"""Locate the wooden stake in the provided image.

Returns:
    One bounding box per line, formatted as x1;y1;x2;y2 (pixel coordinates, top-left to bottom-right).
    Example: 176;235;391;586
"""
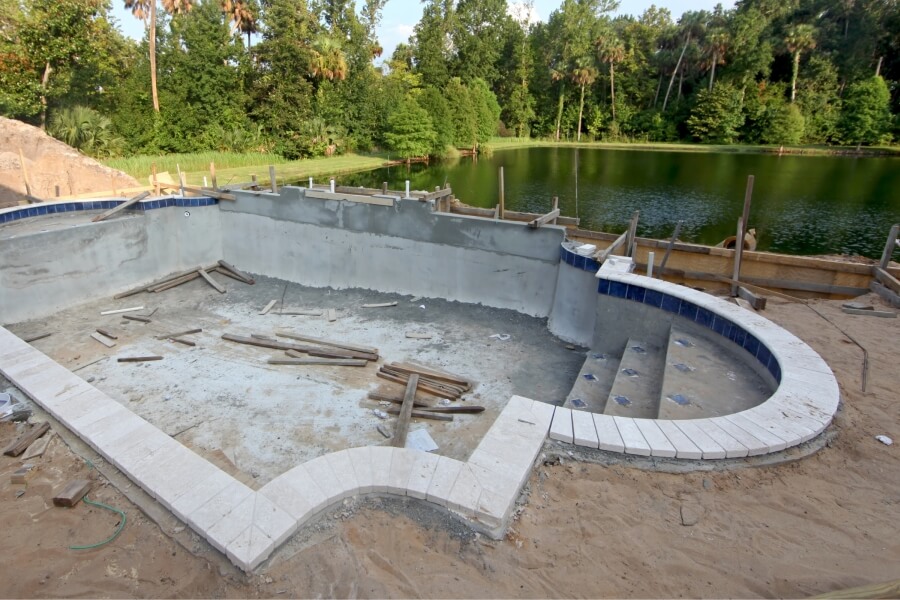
392;374;419;448
732;175;754;296
152;163;160;195
18;148;32;198
498;166;505;220
260;300;277;315
659;220;683;272
100;306;144;315
210;161;217;190
268;358;367;366
551;196;559;224
275;331;378;355
91;191;150;223
198;268;226;293
269;165;277;193
117;356;163;362
879;224;899;269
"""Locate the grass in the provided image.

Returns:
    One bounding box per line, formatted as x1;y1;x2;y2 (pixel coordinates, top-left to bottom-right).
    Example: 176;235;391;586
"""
488;137;900;156
103;151;391;187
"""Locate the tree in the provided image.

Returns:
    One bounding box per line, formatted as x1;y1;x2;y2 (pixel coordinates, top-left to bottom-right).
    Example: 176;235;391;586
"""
444;77;477;148
384;98;436;161
686;82;744;143
470;78;501;144
418;86;454;155
570;58;597;140
784;24;817;103
48;105;124;157
839;75;892;146
310;35;348;82
124;0;193;113
597;33;625;121
221;0;258;48
704;27;728;91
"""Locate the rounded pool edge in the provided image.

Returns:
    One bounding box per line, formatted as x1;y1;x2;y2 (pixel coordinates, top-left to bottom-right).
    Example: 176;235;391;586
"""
550;245;840;460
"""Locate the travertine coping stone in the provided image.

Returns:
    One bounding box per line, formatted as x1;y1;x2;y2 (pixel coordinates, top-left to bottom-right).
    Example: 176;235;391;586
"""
0;327;555;572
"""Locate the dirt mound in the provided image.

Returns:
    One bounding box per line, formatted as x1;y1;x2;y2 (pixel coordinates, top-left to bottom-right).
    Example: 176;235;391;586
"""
0;117;138;209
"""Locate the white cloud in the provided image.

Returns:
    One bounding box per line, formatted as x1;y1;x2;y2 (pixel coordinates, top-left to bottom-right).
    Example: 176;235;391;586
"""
508;2;541;26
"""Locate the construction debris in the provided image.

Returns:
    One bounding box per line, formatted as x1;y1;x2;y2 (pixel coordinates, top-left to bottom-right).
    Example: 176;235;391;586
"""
22;332;51;343
117;356;163;363
405;332;433;340
96;328;118;340
90;332;117;348
260;300;278;315
275;330;378;357
155;328;202;340
217;260;254;284
122;315;152;323
198;268;226;293
268;358;367;367
326;309;337;322
100;306;144;316
11;464;36;484
392;374;420;447
361;301;398;308
21;432;54;460
3;422;51;457
53;479;92;507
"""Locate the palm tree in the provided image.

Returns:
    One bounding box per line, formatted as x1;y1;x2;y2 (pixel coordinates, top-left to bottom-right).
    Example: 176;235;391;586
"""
221;0;257;48
310;35;348;81
571;57;597;141
597;35;625;122
784;24;817;103
124;0;192;113
705;28;728;91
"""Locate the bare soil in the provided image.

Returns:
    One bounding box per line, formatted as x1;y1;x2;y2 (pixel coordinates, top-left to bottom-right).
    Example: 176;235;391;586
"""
0;292;898;598
0;117;137;208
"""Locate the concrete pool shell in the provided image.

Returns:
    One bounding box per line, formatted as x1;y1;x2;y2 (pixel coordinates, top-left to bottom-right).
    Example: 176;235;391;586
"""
0;188;840;571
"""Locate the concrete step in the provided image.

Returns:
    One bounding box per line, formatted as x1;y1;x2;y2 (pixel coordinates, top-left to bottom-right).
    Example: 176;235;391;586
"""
658;324;770;420
603;337;667;419
564;350;621;413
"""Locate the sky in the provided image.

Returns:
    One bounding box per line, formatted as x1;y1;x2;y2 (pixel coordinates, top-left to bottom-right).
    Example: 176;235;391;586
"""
111;0;734;61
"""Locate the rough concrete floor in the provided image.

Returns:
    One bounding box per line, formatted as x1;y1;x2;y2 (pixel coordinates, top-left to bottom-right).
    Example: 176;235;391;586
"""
6;272;585;486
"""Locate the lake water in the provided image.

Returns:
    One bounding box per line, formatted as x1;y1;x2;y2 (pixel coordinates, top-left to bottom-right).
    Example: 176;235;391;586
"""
335;147;900;259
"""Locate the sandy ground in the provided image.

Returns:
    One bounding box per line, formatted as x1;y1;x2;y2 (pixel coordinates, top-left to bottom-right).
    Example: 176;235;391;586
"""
1;291;898;598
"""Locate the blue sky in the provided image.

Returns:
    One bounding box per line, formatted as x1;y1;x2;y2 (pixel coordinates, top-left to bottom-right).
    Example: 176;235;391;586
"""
111;0;733;60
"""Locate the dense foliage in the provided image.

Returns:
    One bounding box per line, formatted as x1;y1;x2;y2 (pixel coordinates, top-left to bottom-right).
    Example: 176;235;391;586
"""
1;0;897;159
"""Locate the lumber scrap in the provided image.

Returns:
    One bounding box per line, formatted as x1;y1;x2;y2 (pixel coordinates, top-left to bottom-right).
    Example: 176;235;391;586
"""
3;422;51;457
368;392;433;408
226;333;375;360
169;337;196;346
286;346;377;361
96;328;118;340
21;432;54;460
528;209;561;229
260;300;277;315
813;578;900;600
155;328;202;340
842;307;896;318
217;260;255;284
373;397;483;414
91;191;150;223
377;371;459;400
874;267;900;294
279;310;324;316
22;332;51;343
122;315;152;323
90;332;117;348
386;406;453;422
113;265;216;299
52;479;92;507
400;360;472;384
100;306;144;316
594;230;628;262
179;184;236;201
869;281;900;308
11;464;36;484
117;356;163;362
405;332;433;340
737;286;767;310
198;268;226;293
392;374;419;448
275;330;378;355
268;358;368;366
380;368;466;395
361;301;398;308
152;272;200;292
386;362;471;390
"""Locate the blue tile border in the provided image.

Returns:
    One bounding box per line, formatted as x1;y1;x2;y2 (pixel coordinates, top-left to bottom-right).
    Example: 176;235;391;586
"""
595;273;781;383
559;244;600;273
0;195;218;225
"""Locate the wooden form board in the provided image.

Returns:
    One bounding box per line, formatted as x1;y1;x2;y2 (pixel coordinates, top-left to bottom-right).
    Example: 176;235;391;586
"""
392;374;419;448
53;479;92;507
3;422;51;457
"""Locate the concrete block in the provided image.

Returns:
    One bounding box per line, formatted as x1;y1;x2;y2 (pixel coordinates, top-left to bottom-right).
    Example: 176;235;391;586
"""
527;399;556;431
571;409;599;448
744;404;817;445
592;414;625;453
425;456;464;507
386;448;418;495
205;495;255;554
446;464;482;517
693;419;749;458
225;525;274;572
549;407;574;443
708;418;769;456
612;417;651;456
325;450;360;498
68;399;128;431
110;426;176;476
302;454;346;504
259;477;314;524
654;420;703;459
405;451;440;500
722;413;789;453
368;447;394;493
347;446;375;494
140;447;222;511
475;488;513;532
633;419;677;458
170;468;236;522
251;493;297;548
671;420;727;459
187;479;254;533
277;465;329;514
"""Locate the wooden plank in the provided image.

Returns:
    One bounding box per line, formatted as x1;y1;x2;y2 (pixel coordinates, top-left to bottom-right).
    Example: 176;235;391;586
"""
227;333;373;360
12;465;36;484
3;422;51;457
198;268;226;293
880;224;899;269
285;346;376;362
368;392;433;408
381;368;465;396
659;220;683;272
361;301;397;308
528;209;561;229
117;356;163;362
100;306;144;316
735;297;755;311
22;332;51;343
595;230;628;261
449;204;579;226
813;578;900;599
626;211;640;257
91;191;150;223
392;374;419;448
422;187;454;201
52;479;92;507
260;300;278;315
741;275;867;296
405;332;433;340
179;184;236;201
275;331;378;355
498;166;505;220
387;406;454;422
96;328;118;340
377;371;459;399
18;148;32;198
268;358;368;366
155;328;202;340
21;432;54;460
404;405;484;414
279;310;323;316
153;272;203;292
386;362;471;389
114;265;216;299
90;332;116;348
397;361;473;387
551;197;559;224
874;267;900;294
731;217;745;296
217;260;254;284
269;165;277;193
870;281;900;308
841;307;895;318
737;286;767;310
168;337;196;346
122;315;152;323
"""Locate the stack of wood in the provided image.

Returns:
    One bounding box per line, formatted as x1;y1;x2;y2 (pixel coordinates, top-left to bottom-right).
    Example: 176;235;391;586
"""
222;330;379;366
113;260;254;298
376;362;472;400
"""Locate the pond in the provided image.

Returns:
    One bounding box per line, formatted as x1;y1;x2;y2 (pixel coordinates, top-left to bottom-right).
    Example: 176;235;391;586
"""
335;147;900;259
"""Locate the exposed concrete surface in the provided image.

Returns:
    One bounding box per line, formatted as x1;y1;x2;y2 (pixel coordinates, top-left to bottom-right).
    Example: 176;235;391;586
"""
548;255;599;346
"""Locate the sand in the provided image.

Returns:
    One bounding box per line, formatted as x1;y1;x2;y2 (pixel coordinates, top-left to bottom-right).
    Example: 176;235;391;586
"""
0;292;898;598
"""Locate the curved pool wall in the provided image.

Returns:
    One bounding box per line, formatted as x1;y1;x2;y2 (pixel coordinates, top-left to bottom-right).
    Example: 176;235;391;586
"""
0;188;841;570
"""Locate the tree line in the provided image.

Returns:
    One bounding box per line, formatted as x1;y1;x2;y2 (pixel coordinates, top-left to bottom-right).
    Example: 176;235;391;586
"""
1;0;897;161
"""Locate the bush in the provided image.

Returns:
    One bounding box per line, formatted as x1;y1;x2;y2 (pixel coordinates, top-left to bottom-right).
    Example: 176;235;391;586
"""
48;106;125;158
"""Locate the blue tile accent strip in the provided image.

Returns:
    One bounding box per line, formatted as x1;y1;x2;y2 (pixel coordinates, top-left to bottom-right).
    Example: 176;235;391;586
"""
0;196;219;225
558;244;600;273
596;275;782;383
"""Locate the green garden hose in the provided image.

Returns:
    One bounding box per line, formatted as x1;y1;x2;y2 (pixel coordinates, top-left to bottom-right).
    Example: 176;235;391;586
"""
68;495;127;550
